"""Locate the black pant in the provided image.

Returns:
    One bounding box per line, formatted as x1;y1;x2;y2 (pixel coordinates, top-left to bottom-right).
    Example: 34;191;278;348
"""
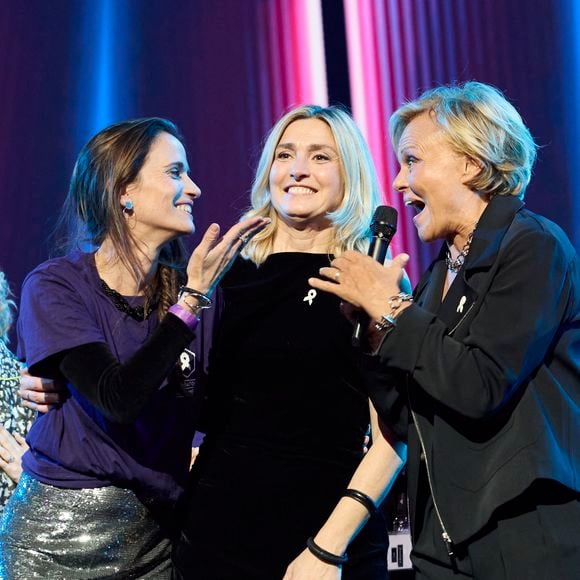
412;481;580;579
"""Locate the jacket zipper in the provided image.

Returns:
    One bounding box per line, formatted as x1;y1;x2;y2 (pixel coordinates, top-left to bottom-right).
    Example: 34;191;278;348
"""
448;302;475;336
410;406;455;557
406;289;474;556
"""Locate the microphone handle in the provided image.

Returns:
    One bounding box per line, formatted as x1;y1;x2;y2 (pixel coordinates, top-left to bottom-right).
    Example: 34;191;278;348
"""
368;235;390;263
351;235;391;347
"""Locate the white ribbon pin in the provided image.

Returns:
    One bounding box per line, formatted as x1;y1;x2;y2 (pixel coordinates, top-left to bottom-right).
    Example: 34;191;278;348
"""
457;296;467;313
303;289;317;306
180;352;192;372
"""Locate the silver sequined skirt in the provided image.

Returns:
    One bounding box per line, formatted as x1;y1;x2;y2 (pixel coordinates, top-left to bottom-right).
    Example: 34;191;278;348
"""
0;473;172;579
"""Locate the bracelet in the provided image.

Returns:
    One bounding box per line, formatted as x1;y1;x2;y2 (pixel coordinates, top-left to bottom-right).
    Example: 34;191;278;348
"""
306;537;348;566
179;297;205;317
178;286;212;309
343;488;379;517
375;292;413;332
167;303;199;330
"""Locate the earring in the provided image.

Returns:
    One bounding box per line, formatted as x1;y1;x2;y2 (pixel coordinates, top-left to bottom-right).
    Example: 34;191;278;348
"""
123;199;134;216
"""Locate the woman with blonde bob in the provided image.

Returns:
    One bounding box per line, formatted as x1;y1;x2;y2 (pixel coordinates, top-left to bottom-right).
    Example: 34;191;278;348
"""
311;82;580;578
173;105;406;579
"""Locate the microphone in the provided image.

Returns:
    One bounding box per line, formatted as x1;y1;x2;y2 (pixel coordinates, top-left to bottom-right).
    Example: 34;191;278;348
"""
351;205;398;347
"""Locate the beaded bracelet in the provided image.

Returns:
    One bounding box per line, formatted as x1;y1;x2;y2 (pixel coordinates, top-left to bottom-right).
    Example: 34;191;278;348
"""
343;488;379;517
306;537;348;566
375;292;413;332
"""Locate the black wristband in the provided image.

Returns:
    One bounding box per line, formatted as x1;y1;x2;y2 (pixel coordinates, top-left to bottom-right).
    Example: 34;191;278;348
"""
343;488;379;517
306;537;348;566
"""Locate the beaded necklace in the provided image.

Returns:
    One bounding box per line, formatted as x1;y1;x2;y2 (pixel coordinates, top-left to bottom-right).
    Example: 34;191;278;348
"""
99;278;157;321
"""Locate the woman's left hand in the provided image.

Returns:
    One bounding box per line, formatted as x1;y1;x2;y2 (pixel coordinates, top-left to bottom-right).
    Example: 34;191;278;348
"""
0;425;28;483
309;251;410;322
283;549;341;580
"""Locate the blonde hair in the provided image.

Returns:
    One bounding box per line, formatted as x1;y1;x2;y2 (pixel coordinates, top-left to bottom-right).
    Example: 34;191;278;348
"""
0;271;16;342
241;105;382;264
389;81;538;199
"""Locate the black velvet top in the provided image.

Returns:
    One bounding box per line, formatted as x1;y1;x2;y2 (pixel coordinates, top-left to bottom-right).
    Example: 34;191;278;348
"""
177;253;388;579
204;252;369;459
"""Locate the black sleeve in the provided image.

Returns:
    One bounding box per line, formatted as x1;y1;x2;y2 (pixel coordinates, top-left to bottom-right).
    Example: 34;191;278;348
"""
58;313;195;424
375;225;576;419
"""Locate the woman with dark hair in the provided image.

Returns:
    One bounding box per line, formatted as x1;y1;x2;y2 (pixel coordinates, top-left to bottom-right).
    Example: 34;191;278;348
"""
0;118;267;578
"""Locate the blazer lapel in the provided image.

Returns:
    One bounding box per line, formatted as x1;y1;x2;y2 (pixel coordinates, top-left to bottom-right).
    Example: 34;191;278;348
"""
438;273;478;334
464;195;524;273
419;196;525;335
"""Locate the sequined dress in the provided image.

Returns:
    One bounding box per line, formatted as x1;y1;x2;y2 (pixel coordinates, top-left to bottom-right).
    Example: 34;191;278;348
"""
0;339;34;511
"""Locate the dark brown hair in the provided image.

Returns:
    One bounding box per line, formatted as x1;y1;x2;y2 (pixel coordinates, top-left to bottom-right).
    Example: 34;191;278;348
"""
58;118;187;317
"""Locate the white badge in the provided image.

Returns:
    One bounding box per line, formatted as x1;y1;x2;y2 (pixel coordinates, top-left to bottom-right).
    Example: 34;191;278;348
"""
303;289;317;306
179;349;196;378
457;295;467;313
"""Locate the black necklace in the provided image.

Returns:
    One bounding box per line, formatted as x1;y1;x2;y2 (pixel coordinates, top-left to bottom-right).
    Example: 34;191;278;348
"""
446;225;477;273
99;279;157;321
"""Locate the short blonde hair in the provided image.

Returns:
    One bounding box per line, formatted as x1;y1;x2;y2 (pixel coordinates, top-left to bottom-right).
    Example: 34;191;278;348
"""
241;105;382;264
0;271;16;342
389;81;538;198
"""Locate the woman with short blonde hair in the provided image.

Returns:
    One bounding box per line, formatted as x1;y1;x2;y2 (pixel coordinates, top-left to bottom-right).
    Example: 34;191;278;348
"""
390;81;538;199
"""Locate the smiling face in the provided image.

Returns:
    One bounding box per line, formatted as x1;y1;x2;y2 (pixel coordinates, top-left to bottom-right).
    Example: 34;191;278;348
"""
393;112;482;244
122;132;201;248
268;118;344;229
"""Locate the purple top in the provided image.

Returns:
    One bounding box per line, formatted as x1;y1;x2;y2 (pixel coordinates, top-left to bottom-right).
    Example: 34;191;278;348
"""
17;251;201;505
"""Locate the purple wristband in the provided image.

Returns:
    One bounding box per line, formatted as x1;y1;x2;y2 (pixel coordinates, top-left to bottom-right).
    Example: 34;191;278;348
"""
168;303;199;330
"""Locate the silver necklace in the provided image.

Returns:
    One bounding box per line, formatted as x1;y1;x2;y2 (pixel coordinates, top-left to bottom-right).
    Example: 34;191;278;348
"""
446;226;477;273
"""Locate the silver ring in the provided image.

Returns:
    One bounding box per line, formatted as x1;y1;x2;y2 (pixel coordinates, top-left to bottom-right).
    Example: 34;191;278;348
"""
7;455;14;464
238;234;248;245
334;271;341;282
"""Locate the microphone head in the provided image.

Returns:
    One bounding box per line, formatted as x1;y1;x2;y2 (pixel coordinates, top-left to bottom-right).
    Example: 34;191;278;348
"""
371;205;398;238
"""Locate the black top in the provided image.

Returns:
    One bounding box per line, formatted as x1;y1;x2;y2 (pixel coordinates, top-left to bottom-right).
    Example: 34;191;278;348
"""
176;253;388;579
205;252;369;458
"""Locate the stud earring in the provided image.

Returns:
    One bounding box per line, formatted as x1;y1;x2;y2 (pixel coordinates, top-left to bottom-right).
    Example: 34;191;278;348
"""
123;199;134;216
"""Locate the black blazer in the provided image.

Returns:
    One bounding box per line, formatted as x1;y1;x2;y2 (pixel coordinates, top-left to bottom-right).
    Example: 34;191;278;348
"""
364;195;580;545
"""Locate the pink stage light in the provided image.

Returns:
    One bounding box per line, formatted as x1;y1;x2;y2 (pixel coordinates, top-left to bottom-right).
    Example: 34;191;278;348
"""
343;0;423;284
259;0;328;120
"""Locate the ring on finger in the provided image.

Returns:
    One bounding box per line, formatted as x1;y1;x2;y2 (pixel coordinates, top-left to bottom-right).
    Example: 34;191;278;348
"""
238;234;248;245
334;271;341;281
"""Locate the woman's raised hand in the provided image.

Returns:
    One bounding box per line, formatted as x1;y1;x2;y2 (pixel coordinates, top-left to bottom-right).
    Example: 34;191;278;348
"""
185;216;270;296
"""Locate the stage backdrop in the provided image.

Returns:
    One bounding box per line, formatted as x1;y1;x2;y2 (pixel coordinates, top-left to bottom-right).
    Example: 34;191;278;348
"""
1;0;578;340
